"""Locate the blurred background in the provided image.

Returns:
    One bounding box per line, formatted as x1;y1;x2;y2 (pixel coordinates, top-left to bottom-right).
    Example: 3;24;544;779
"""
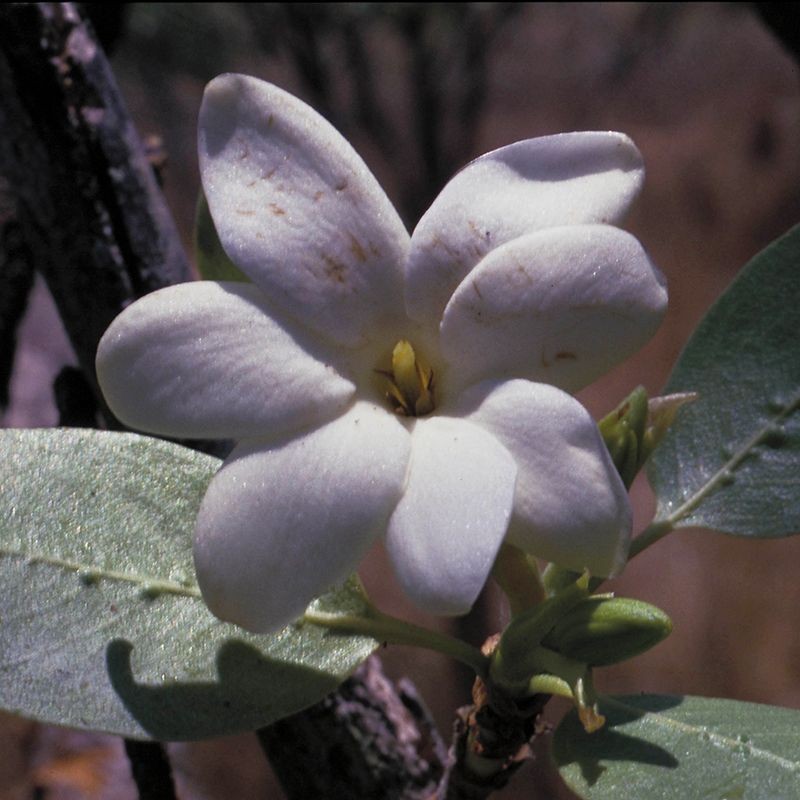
2;3;799;798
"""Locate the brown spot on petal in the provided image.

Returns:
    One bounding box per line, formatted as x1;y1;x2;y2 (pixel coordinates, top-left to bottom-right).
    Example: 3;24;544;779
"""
335;178;348;192
323;255;347;283
467;221;491;259
514;260;533;284
313;190;324;202
235;209;255;216
430;235;462;262
468;219;491;242
349;234;367;263
269;203;286;216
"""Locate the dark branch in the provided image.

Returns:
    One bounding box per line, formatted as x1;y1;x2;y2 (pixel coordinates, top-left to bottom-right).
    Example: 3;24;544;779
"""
123;739;178;800
0;2;191;422
0;201;36;410
258;656;448;800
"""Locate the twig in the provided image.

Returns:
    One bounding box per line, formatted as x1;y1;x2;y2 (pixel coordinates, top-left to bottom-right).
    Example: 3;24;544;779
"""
0;199;36;410
257;656;447;800
54;365;99;427
0;2;191;423
435;639;550;800
123;740;177;800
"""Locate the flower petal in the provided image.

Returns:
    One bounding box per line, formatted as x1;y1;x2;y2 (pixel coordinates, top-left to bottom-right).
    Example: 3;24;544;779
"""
455;379;632;577
96;281;355;439
193;402;411;633
385;417;516;615
199;74;410;347
405;132;644;327
440;225;667;395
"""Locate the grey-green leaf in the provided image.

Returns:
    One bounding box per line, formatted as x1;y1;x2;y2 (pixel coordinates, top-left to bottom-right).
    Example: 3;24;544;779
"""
554;694;800;800
0;429;377;740
194;191;249;282
647;223;800;536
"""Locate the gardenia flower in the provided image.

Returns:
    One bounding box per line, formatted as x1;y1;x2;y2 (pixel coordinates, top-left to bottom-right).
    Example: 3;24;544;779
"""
97;74;667;634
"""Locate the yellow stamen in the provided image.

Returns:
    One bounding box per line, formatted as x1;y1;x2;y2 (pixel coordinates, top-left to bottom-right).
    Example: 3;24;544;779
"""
392;341;419;405
383;339;435;416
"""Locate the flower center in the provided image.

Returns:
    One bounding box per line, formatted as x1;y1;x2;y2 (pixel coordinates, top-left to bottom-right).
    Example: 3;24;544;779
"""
379;339;435;417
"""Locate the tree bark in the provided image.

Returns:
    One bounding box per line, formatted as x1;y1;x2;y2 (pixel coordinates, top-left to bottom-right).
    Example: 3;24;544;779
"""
258;656;448;800
439;678;548;799
0;195;35;410
123;739;177;800
0;2;190;421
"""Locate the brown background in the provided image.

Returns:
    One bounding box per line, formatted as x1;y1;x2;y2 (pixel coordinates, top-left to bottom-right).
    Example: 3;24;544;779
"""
2;3;799;798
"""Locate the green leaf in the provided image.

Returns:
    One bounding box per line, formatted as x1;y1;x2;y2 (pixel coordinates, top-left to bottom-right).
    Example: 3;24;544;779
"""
647;224;800;537
554;694;800;799
194;192;249;282
0;429;377;740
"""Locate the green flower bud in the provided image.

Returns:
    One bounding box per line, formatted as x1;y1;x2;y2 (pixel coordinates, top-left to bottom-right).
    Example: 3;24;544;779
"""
598;386;648;488
543;595;672;666
599;387;698;488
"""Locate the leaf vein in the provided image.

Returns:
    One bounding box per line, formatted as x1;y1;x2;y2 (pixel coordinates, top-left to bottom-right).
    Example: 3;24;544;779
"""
667;390;799;526
633;390;799;556
0;546;201;598
605;697;800;773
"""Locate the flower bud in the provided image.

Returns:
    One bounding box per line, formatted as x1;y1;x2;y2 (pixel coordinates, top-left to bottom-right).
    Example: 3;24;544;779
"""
598;386;648;488
640;391;698;463
599;387;697;488
542;595;672;666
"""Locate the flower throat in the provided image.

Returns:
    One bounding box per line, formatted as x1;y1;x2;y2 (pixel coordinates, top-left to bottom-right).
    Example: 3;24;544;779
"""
379;340;435;417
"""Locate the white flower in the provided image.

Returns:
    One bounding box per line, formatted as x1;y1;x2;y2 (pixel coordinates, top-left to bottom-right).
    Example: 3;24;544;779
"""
96;74;667;633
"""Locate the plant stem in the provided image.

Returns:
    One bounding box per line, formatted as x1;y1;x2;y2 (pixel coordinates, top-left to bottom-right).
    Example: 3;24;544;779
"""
123;740;176;800
631;390;799;559
304;606;490;678
441;684;549;799
629;518;674;558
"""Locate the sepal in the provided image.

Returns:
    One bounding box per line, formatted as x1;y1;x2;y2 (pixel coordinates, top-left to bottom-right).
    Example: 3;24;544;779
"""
641;392;698;463
542;595;672;666
599;386;697;488
489;573;589;693
598;386;648;488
